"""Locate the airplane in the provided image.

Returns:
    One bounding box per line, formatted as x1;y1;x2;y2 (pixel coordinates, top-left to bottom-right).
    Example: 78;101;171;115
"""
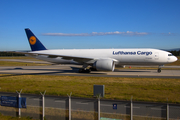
18;28;178;73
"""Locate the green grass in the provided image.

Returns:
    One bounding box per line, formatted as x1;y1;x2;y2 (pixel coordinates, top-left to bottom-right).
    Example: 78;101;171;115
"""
0;112;35;120
0;61;50;66
0;74;180;103
0;56;38;60
0;56;50;66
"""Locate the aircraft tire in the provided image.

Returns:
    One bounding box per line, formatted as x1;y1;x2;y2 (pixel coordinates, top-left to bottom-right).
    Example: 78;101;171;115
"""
90;67;97;71
78;69;83;73
78;69;91;73
86;69;91;73
157;68;161;73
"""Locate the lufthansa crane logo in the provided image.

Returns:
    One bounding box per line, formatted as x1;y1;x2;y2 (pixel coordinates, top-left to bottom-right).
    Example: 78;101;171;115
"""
29;36;36;45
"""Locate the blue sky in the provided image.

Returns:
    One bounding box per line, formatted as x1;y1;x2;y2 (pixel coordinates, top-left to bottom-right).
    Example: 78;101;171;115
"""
0;0;180;51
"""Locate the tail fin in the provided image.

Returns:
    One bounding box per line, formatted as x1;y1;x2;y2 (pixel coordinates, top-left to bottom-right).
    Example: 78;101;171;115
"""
25;28;47;51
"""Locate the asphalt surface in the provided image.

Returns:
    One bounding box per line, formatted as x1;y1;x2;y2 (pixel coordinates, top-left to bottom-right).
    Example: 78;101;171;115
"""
0;64;180;78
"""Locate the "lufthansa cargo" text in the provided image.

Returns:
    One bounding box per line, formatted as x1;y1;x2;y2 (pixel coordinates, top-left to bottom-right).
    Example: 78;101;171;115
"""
113;51;152;56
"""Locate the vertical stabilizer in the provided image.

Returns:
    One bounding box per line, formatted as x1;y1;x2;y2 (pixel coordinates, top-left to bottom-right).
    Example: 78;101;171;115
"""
25;28;47;51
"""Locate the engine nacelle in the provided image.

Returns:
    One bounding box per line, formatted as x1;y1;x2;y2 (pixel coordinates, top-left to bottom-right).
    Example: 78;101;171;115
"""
93;59;115;71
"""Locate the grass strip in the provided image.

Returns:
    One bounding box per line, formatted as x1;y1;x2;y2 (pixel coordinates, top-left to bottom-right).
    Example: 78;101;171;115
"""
0;112;35;120
0;74;180;103
0;61;50;66
0;56;39;60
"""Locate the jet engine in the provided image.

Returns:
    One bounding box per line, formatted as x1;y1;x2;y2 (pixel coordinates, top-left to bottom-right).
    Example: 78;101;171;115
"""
93;59;115;71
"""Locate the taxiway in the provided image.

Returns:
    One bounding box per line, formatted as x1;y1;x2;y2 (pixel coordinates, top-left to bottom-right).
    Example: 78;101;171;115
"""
0;64;179;78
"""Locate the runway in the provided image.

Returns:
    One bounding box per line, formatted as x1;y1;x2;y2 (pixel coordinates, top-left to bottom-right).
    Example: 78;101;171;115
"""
0;64;180;78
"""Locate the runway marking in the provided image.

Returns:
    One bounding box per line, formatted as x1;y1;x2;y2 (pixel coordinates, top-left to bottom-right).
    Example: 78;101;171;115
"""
55;100;66;103
151;108;166;111
124;106;140;109
33;98;41;101
101;104;112;107
76;102;89;105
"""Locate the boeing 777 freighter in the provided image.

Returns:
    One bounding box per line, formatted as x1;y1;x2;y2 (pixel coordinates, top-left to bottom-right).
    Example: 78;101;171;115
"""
18;28;177;73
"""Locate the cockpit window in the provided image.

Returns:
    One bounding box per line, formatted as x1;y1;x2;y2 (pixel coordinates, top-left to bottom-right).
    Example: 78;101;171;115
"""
168;54;173;56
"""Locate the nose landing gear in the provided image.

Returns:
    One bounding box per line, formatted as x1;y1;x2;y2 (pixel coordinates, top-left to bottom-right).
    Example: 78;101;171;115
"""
157;68;161;73
157;65;163;73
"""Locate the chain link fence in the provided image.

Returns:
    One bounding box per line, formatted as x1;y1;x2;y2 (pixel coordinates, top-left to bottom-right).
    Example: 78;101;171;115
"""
0;92;180;120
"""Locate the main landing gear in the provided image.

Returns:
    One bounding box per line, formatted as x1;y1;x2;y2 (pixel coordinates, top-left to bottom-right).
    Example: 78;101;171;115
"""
78;68;91;73
78;64;91;73
157;68;161;73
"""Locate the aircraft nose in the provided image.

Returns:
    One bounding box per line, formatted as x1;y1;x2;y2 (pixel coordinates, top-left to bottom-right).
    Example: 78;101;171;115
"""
173;56;178;62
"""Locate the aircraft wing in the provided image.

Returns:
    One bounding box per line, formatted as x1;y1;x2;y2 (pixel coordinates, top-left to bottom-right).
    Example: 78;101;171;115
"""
11;51;96;63
48;54;94;63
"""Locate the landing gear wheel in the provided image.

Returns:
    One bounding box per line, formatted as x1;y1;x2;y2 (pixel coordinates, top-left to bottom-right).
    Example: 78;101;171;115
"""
78;69;91;73
86;69;91;73
90;67;97;71
157;68;161;73
78;69;83;73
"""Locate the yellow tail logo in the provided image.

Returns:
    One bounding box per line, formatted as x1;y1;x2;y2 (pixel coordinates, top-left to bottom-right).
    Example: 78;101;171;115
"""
29;36;36;45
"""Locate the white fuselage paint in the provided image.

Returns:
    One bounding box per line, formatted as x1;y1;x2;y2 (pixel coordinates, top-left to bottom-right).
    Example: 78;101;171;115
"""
27;48;178;66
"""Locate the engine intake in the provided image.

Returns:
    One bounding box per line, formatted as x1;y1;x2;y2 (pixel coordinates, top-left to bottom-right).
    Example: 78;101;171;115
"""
93;59;115;71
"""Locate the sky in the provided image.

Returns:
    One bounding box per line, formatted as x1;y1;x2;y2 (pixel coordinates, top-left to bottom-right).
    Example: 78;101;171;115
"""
0;0;180;51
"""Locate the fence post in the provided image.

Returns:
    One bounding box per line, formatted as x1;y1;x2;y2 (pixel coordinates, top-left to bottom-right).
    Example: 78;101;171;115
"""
167;98;169;120
67;92;72;120
16;89;22;118
130;96;133;120
97;94;101;120
40;91;46;120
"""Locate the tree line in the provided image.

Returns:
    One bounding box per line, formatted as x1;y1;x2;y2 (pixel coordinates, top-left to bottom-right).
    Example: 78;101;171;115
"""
0;52;25;56
168;50;180;56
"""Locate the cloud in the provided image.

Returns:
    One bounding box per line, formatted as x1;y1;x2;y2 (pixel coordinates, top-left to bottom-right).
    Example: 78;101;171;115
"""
42;31;149;36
